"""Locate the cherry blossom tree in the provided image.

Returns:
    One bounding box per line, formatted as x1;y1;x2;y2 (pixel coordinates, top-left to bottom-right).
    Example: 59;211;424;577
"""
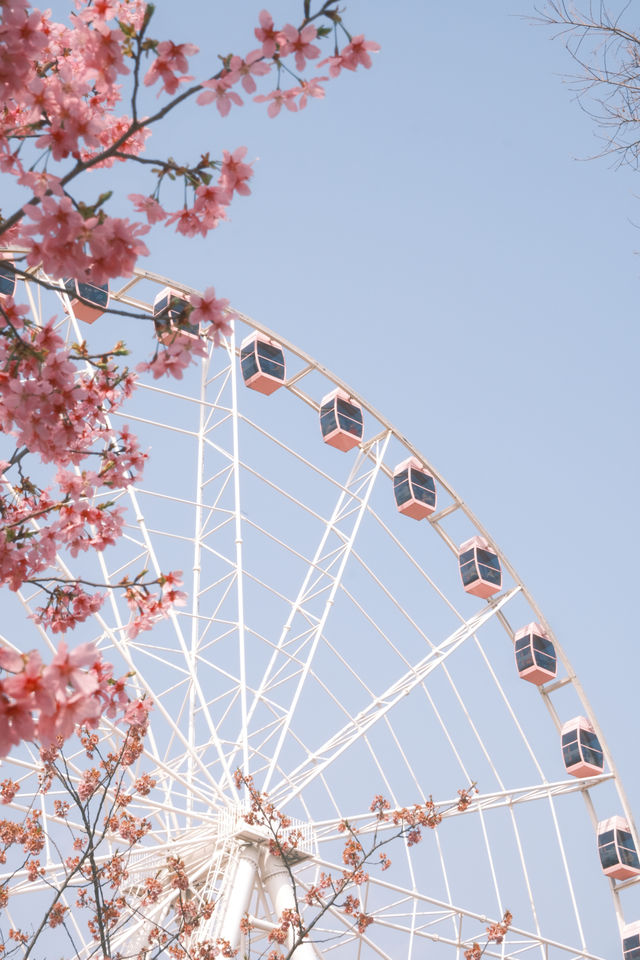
0;0;380;756
0;734;510;958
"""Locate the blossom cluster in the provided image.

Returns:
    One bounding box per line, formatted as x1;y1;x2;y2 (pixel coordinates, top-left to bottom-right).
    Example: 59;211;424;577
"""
0;0;378;754
0;640;152;758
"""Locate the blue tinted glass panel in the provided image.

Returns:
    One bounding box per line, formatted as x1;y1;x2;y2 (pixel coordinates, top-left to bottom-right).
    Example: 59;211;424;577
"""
409;470;436;506
562;730;578;745
394;472;412;506
622;933;640;960
618;831;635;848
533;651;556;672
477;548;500;571
619;846;640;868
581;746;603;768
515;645;534;671
563;742;582;767
241;352;259;381
624;936;640;960
336;413;363;436
580;730;602;751
478;563;501;585
460;560;479;586
621;849;640;869
154;295;170;316
320;404;338;436
459;549;475;565
256;341;285;379
533;635;556;669
599;842;619;869
533;634;554;656
336;397;364;427
76;281;108;307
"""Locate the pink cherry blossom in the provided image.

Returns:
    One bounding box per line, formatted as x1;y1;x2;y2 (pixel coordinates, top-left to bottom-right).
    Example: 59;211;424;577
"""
278;23;320;72
298;76;328;109
253;9;279;58
128;194;167;224
189;287;231;346
196;77;243;117
254;87;299;118
227;51;271;94
144;40;198;95
318;35;381;76
219;146;253;196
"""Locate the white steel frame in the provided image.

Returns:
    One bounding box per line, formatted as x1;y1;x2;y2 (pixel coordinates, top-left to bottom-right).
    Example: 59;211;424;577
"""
0;263;637;960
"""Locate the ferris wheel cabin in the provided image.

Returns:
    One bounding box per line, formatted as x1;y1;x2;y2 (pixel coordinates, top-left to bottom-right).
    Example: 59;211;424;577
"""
561;716;604;778
623;922;640;959
393;457;437;519
240;332;286;394
457;536;502;598
0;258;16;298
153;287;198;342
513;622;557;685
597;816;640;880
319;388;364;451
63;277;109;324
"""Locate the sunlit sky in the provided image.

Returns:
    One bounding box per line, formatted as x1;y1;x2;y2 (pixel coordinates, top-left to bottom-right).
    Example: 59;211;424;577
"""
16;0;640;954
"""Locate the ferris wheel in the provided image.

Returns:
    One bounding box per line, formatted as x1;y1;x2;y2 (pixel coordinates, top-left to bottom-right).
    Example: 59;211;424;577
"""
1;264;640;960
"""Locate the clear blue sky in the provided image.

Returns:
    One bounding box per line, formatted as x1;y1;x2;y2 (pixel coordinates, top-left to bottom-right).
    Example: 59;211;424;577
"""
23;0;640;953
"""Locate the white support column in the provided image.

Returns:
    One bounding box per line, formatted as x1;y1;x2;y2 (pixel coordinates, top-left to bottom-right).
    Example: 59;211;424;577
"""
219;843;260;948
261;852;318;960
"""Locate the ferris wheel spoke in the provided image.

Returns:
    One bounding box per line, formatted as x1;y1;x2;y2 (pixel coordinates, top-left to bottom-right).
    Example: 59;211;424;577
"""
259;433;391;793
221;434;391;788
270;588;519;807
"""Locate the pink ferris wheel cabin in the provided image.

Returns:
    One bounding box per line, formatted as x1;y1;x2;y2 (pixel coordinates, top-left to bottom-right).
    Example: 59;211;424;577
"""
393;457;437;520
457;536;502;598
153;287;198;343
63;277;109;324
513;622;557;685
623;922;640;960
597;816;640;881
240;332;286;395
319;388;364;451
561;716;604;778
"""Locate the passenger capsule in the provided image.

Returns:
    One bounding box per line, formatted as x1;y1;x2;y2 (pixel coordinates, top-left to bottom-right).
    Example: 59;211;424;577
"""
513;622;557;685
623;922;640;960
63;277;109;324
0;258;16;299
457;536;502;598
153;287;198;342
319;388;363;451
561;716;604;778
240;332;285;394
393;457;437;520
597;817;640;880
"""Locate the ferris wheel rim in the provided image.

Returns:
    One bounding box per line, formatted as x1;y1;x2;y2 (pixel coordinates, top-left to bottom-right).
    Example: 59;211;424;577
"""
0;259;635;957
